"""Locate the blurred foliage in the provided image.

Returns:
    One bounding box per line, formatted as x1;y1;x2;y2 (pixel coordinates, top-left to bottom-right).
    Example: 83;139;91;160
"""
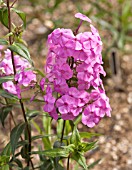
22;0;132;58
85;0;132;57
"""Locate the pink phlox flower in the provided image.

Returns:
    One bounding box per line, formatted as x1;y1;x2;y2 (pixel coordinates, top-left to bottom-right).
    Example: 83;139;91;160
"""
70;99;83;116
53;63;73;80
56;95;75;114
0;57;13;76
49;108;58;120
82;109;101;128
4;49;11;58
46;85;53;94
75;13;92;23
40;78;45;91
77;63;94;82
77;79;90;90
0;45;3;50
54;78;69;95
61;112;75;120
45;51;56;74
43;93;56;112
2;81;18;95
14;55;31;70
90;24;100;37
89;88;111;117
15;69;36;87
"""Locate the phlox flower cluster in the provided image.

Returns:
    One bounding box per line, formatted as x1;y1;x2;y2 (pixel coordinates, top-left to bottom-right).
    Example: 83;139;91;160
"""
42;13;111;127
0;47;36;98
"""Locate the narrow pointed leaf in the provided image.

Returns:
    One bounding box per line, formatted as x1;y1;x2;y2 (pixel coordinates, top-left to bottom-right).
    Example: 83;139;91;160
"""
72;152;87;170
0;7;8;28
0;38;8;45
0;106;12;127
32;148;70;158
71;126;81;147
0;89;19;101
1;143;11;157
8;43;33;65
10;123;25;155
0;75;14;84
12;8;26;28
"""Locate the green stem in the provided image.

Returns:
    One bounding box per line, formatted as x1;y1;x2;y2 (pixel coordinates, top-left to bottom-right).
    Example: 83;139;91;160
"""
60;120;66;143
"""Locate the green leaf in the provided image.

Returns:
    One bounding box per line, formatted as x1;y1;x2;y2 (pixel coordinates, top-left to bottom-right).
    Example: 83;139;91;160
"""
40;159;53;170
61;144;75;153
23;167;29;170
1;143;11;157
78;141;97;152
26;109;40;119
80;132;101;139
0;89;18;101
10;122;25;156
0;75;14;84
0;106;12;127
17;140;28;149
42;116;52;149
31;134;56;141
1;164;9;170
0;38;8;45
12;159;23;168
12;8;26;28
0;7;8;28
73;114;82;126
8;43;33;65
35;69;45;77
71;127;81;147
32;148;70;158
72;152;88;170
0;155;10;167
88;159;101;169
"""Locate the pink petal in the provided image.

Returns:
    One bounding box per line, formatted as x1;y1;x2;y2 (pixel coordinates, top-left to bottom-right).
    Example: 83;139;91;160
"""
75;13;92;23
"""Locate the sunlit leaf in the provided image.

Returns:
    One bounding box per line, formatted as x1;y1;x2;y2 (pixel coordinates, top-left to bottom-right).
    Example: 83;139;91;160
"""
32;148;70;158
71;126;81;147
72;151;87;170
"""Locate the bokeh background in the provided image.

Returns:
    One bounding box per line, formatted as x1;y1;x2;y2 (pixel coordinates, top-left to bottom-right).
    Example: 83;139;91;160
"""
0;0;132;169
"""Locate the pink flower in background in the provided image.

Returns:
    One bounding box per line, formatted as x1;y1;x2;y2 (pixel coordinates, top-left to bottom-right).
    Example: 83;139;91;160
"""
15;69;36;87
40;78;45;91
2;81;18;95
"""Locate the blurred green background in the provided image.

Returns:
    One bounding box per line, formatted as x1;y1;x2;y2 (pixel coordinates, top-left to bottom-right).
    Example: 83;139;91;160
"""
16;0;132;65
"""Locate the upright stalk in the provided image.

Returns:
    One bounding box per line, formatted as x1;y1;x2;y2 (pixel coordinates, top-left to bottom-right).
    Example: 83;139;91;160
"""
67;155;70;170
6;0;34;168
60;120;66;143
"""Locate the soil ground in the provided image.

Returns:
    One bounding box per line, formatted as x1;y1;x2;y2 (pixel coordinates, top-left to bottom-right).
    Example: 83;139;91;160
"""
0;1;132;170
